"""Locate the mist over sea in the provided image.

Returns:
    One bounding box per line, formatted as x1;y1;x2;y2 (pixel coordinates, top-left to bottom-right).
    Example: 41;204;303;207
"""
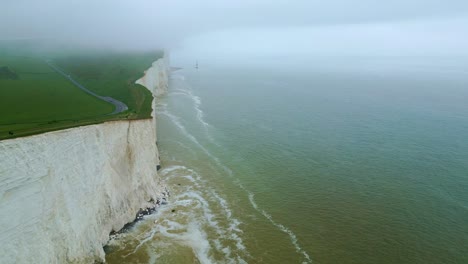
106;54;468;264
2;0;468;262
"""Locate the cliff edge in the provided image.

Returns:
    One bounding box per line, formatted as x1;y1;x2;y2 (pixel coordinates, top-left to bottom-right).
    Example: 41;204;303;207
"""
0;55;169;263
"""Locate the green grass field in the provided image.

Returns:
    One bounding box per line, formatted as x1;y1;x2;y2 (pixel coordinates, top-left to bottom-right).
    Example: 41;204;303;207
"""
0;50;162;140
55;51;162;119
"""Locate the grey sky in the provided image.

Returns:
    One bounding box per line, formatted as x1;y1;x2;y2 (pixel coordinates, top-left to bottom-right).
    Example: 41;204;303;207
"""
1;0;468;53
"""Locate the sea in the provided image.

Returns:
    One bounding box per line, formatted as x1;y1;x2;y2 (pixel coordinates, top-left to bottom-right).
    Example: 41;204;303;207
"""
106;55;468;264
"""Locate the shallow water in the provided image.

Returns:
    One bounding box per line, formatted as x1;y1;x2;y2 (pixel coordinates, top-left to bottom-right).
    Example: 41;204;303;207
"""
106;56;468;264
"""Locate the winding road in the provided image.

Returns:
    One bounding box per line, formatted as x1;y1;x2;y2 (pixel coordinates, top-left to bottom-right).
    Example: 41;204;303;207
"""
45;60;128;115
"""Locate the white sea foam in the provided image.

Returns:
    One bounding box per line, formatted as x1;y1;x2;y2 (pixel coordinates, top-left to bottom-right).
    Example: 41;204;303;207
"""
125;227;158;257
164;162;248;262
156;220;213;264
208;189;247;253
170;76;219;145
170;86;208;128
248;192;312;264
199;156;308;260
158;112;247;260
159;189;239;263
181;174;196;181
159;165;189;175
161;106;309;262
127;199;217;262
160;110;231;181
168;91;191;97
157;73;313;263
147;247;161;264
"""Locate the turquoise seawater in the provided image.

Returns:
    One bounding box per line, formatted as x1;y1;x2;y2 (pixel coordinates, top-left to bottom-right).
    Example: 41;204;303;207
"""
107;56;468;264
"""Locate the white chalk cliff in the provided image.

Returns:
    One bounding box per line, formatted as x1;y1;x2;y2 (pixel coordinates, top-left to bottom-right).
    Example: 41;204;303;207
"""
0;55;169;263
136;53;169;97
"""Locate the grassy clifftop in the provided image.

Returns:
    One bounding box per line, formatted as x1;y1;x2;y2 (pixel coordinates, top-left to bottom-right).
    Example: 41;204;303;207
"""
0;50;163;140
55;51;163;119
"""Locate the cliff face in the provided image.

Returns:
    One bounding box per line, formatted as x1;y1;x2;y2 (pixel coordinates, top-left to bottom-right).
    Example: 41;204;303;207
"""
136;54;169;97
0;56;169;263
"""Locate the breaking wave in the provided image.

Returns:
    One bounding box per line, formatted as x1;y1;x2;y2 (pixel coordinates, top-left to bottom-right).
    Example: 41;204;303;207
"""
158;72;312;263
106;71;312;264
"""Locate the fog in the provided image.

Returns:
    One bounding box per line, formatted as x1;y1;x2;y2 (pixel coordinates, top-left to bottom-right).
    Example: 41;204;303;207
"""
1;0;468;56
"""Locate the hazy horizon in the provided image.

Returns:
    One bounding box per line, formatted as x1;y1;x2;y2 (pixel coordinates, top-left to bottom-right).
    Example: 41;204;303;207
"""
3;2;468;264
1;1;468;57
